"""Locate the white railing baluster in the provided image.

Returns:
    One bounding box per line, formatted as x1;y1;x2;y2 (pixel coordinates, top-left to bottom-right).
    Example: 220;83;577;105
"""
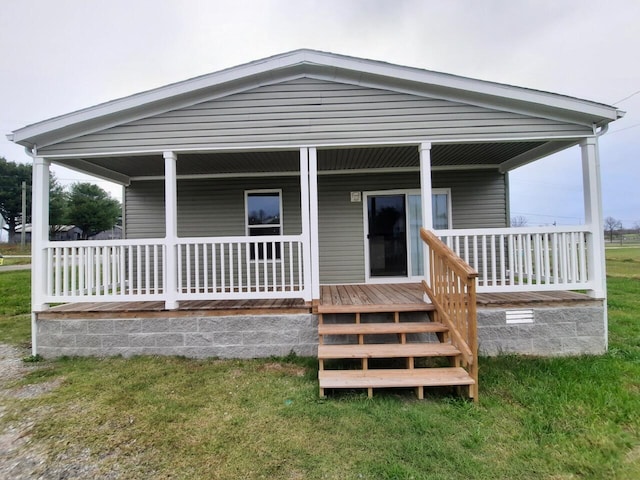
490;235;496;287
194;243;200;294
481;236;488;287
288;242;294;291
221;243;227;293
498;234;505;286
579;232;587;283
212;243;218;293
237;242;243;293
534;234;541;285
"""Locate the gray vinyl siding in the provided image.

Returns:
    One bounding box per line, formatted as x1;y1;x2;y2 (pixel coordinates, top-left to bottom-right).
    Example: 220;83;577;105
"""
125;170;506;285
125;177;302;239
40;78;593;155
318;170;506;284
125;181;166;238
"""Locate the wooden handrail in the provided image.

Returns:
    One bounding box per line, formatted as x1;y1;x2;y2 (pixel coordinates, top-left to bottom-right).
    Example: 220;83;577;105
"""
420;229;478;281
420;227;479;401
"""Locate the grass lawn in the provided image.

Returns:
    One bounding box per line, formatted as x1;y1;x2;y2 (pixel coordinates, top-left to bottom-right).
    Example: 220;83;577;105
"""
0;257;638;478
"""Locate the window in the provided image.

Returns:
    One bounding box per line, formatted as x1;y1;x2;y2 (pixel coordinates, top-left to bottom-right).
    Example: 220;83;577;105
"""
408;190;451;276
245;190;282;259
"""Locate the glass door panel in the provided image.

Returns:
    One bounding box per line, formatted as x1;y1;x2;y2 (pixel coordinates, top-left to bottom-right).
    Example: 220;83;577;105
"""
367;195;407;277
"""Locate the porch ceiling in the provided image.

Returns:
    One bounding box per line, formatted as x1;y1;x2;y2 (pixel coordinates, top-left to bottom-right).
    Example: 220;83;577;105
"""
52;140;574;183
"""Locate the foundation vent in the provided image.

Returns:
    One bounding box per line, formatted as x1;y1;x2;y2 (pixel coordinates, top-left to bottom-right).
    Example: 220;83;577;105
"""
505;309;534;324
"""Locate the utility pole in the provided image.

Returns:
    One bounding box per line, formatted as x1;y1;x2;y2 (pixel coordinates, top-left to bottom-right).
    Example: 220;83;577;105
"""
21;181;26;248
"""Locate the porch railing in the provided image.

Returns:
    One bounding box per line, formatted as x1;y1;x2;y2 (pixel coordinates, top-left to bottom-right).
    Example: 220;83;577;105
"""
42;235;308;303
176;235;306;300
420;228;479;401
43;239;166;303
434;225;593;293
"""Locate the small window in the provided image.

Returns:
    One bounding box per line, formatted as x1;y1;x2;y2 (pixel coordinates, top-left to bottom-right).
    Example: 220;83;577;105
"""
246;190;282;259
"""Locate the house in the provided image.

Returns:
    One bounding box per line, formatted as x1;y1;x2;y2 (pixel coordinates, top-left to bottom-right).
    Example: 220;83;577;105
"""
12;224;83;242
8;50;622;400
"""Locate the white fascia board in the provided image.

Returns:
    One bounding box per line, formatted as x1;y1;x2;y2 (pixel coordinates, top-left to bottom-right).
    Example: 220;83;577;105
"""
10;49;620;149
301;50;620;123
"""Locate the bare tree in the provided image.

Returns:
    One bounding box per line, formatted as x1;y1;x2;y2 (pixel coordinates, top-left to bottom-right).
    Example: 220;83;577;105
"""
604;216;623;242
510;215;528;227
634;221;640;234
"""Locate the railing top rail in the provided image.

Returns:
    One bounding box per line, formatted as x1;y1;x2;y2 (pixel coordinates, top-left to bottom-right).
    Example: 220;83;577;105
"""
177;234;304;244
434;224;591;236
420;228;479;281
45;238;165;248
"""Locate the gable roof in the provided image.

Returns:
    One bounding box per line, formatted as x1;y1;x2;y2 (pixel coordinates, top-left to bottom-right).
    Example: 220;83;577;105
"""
8;49;623;151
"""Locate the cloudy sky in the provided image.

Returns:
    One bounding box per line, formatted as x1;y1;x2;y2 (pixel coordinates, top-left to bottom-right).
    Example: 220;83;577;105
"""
1;0;638;227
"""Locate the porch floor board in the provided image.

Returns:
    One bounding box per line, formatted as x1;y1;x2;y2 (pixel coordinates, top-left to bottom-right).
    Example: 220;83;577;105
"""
318;284;433;314
37;285;597;320
39;298;311;319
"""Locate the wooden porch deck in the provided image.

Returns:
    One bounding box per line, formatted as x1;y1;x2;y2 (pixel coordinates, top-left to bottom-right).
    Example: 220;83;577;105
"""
38;284;597;320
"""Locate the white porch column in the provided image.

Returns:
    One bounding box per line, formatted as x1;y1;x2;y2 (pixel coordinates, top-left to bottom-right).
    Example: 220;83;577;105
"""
31;156;50;354
419;143;433;291
581;137;607;299
300;148;312;301
163;151;179;309
308;147;320;301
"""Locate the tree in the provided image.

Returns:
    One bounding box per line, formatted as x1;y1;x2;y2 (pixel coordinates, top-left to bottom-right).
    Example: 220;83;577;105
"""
604;216;623;242
66;183;121;239
511;215;528;227
49;173;69;238
0;157;32;243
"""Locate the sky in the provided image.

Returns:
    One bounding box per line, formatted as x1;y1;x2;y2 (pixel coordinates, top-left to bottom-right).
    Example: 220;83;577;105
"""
1;0;639;228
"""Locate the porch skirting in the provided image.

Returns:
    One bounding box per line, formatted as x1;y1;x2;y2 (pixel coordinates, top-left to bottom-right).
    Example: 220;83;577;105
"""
477;303;606;356
36;314;319;359
35;305;605;359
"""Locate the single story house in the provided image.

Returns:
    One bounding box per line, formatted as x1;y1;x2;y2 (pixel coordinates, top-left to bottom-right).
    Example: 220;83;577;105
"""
8;50;622;399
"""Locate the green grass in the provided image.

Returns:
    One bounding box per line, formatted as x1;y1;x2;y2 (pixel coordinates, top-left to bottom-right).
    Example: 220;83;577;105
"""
606;246;640;278
0;243;32;265
1;268;639;478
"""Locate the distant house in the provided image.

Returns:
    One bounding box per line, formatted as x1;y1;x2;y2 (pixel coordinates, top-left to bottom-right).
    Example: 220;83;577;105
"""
8;50;622;400
88;225;122;241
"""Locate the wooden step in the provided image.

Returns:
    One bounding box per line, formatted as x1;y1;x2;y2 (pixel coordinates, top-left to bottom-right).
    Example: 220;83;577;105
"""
318;343;460;359
319;367;474;389
317;303;435;314
319;321;447;336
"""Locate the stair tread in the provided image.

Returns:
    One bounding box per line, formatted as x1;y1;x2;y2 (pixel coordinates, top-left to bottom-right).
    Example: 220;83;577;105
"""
317;303;435;314
319;321;447;336
319;367;475;388
318;343;460;359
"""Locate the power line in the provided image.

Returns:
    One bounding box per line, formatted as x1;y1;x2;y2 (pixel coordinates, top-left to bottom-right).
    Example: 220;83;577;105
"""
607;122;640;135
612;89;640;104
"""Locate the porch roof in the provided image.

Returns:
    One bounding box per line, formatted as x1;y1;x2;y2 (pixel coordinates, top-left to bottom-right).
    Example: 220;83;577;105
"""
49;141;570;184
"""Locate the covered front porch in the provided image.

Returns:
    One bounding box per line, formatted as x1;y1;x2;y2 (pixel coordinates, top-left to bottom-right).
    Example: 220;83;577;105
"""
31;139;606;312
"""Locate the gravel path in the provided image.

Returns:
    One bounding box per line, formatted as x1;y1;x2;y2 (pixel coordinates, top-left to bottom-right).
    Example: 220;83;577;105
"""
0;343;106;479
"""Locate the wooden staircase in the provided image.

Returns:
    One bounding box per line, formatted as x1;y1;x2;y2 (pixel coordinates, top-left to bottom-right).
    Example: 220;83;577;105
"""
317;229;480;401
317;306;475;400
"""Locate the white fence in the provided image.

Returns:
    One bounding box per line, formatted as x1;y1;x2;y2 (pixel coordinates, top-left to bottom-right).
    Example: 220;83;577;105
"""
43;235;308;303
434;226;594;292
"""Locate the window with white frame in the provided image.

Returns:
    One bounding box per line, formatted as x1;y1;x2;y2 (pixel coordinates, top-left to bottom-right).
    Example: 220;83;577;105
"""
245;190;282;259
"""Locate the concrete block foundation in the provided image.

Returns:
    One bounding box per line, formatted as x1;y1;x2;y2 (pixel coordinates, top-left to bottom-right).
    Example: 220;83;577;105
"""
36;302;606;359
